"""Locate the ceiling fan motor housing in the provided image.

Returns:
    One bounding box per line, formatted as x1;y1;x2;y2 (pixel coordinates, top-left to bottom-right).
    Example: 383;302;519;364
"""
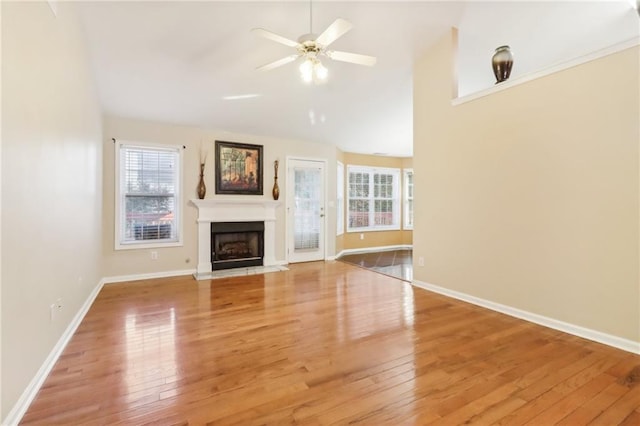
297;34;322;58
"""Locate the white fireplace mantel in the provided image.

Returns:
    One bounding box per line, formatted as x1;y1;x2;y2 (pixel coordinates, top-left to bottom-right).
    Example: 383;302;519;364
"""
190;199;281;279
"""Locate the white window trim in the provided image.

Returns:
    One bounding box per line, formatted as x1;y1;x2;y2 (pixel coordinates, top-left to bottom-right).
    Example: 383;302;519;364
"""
346;165;401;232
403;168;414;230
337;161;344;236
114;141;184;250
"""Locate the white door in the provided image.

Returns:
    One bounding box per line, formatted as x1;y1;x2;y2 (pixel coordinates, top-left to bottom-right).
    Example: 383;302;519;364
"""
287;159;326;263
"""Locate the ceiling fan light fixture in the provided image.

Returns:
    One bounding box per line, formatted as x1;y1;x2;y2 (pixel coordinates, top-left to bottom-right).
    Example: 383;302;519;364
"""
314;61;328;81
300;58;314;83
299;57;327;84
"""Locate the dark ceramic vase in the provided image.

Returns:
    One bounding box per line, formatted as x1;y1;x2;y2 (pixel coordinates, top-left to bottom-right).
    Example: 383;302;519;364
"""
272;179;280;200
197;163;206;199
272;160;280;200
492;45;514;84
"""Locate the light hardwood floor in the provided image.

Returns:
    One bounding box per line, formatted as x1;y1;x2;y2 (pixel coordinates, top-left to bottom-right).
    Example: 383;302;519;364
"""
21;261;640;425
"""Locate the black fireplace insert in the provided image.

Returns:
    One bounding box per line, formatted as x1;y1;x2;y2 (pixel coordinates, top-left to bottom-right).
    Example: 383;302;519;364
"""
211;221;264;270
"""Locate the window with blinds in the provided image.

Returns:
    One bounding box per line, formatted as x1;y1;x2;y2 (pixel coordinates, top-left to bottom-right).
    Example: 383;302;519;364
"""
404;169;414;229
347;166;400;231
115;143;183;249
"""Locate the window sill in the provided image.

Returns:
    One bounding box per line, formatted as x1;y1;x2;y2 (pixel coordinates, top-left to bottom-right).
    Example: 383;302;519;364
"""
346;227;401;233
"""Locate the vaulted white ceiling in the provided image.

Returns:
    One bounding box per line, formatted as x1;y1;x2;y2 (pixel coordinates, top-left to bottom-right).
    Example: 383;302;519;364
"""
77;1;639;157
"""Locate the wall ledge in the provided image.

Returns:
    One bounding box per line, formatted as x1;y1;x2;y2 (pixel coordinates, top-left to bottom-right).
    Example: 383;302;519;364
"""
412;279;640;355
334;244;413;260
453;36;640;106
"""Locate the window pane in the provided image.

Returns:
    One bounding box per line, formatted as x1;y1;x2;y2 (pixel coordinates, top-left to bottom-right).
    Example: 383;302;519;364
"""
349;199;369;228
124;195;175;240
294;168;321;250
404;170;414;229
124;148;176;195
349;172;369;197
374;200;394;225
119;144;180;245
374;173;393;199
347;166;400;231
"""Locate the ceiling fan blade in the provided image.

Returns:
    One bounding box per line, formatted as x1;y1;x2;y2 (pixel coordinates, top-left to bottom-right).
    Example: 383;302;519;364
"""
316;18;353;47
326;50;377;66
256;54;300;71
251;28;299;48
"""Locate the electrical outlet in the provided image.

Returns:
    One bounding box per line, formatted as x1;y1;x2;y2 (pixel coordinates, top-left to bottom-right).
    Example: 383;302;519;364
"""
360;233;364;240
56;298;63;311
418;257;425;267
151;251;158;260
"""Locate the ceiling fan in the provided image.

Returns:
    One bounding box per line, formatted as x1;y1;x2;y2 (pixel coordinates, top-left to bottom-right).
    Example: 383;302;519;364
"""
252;2;377;83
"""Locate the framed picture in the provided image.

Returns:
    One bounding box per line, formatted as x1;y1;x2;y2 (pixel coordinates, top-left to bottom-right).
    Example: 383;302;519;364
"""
215;141;263;195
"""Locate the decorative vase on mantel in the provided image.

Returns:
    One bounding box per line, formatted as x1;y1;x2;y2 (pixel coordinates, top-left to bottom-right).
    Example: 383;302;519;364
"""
492;45;514;84
272;160;280;201
197;163;206;199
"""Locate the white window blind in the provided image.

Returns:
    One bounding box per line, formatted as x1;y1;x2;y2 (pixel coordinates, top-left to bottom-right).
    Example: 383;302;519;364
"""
115;143;182;249
337;161;344;236
404;169;414;230
347;166;400;231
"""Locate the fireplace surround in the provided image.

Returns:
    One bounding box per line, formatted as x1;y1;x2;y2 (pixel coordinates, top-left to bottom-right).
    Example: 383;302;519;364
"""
190;199;280;279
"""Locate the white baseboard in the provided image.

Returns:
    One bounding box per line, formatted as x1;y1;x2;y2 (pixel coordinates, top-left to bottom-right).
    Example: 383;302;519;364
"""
2;262;286;425
412;279;640;355
2;278;105;426
336;244;412;259
103;269;196;284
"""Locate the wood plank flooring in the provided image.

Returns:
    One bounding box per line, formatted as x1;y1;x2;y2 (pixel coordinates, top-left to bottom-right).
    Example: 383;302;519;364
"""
21;261;640;425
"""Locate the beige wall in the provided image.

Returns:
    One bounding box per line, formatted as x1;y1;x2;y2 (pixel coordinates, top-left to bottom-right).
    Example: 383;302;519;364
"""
1;2;103;419
336;148;345;254
414;29;639;342
340;152;413;251
103;116;338;278
401;157;413;246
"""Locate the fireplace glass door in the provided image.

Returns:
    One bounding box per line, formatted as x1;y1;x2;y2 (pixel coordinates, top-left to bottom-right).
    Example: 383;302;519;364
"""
211;221;264;270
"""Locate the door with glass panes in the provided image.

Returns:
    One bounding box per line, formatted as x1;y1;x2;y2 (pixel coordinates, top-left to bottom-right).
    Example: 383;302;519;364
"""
287;159;326;263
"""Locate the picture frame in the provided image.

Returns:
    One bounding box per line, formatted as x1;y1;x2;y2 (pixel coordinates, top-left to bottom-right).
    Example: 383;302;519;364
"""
215;140;263;195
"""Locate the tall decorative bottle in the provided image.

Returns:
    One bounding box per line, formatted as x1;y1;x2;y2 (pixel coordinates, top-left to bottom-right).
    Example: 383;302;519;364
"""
272;160;280;200
197;163;206;199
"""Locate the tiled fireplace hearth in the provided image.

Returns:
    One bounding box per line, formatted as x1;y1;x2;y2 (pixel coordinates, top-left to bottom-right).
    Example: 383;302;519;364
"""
190;199;281;279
